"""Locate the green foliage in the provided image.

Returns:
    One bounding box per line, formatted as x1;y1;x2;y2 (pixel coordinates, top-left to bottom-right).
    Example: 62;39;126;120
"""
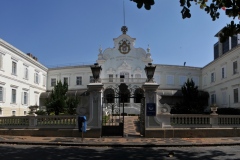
45;81;68;115
103;115;110;123
35;110;47;115
131;0;240;42
171;79;207;114
130;0;155;10
28;105;39;115
217;108;240;115
65;96;80;115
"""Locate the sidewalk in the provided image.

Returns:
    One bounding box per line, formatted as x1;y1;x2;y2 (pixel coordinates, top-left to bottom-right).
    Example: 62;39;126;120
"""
1;135;240;147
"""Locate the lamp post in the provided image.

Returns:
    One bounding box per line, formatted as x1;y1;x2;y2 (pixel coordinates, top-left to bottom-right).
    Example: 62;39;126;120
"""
90;63;102;83
144;63;156;82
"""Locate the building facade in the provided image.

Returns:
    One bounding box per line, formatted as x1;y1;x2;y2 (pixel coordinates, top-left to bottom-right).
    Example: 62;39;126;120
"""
0;39;47;116
0;26;239;116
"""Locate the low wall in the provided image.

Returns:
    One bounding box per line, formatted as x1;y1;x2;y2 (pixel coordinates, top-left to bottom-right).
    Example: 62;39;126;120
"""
0;128;101;138
145;128;240;138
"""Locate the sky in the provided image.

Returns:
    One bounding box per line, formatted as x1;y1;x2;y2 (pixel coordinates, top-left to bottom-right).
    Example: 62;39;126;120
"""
0;0;237;68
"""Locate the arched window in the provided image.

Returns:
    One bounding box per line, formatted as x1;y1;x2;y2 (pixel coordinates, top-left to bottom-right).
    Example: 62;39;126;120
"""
104;88;114;103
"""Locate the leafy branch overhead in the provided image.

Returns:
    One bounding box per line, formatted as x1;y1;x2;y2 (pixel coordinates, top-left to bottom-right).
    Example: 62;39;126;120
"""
131;0;240;42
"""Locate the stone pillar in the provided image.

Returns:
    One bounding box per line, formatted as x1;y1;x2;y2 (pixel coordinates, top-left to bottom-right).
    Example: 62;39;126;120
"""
142;82;159;137
87;83;103;137
28;115;37;128
210;115;219;128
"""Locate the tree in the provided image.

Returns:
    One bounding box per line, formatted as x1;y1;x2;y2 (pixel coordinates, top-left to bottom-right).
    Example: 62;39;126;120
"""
171;78;207;114
131;0;240;42
66;96;80;115
46;81;68;115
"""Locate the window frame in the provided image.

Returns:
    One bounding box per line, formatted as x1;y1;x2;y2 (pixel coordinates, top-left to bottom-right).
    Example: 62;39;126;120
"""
90;76;94;83
23;91;28;105
108;74;113;82
34;72;39;84
233;61;238;75
76;76;82;85
210;93;216;105
63;77;69;85
234;88;239;103
12;61;17;75
51;78;56;87
211;72;215;83
11;89;17;104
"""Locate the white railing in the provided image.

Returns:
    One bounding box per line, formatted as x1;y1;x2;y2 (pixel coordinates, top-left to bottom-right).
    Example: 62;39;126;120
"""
160;114;240;128
1;114;240;129
170;114;210;126
36;115;77;128
0;115;77;129
101;78;146;84
218;115;240;125
0;116;29;127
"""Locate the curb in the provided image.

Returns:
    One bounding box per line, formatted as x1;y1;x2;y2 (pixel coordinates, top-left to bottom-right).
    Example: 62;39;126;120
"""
1;140;240;147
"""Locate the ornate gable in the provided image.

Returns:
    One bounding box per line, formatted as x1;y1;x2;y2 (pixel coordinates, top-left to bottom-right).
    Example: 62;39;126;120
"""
118;61;131;71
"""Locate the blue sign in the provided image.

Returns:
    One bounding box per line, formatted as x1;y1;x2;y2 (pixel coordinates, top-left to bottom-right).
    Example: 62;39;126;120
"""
78;116;87;132
146;103;156;116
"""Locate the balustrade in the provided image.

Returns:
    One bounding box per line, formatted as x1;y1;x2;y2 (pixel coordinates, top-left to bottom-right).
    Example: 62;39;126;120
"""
170;115;210;126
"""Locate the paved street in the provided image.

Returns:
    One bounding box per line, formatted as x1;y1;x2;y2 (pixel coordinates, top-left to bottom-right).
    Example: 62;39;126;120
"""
0;144;239;160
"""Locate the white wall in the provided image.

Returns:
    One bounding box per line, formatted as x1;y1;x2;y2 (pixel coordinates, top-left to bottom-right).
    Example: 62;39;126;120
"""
0;39;47;116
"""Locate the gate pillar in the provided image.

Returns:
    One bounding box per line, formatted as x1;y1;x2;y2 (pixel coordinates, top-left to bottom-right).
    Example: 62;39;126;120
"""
142;82;159;137
87;83;103;137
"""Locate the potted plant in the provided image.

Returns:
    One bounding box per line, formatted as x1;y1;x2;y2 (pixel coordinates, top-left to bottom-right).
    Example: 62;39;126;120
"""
28;105;38;116
210;104;218;115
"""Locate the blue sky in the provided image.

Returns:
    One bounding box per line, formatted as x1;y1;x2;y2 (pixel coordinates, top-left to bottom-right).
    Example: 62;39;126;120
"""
0;0;236;67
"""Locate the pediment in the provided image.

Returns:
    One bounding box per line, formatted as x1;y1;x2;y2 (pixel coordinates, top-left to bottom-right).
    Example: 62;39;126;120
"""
118;61;131;70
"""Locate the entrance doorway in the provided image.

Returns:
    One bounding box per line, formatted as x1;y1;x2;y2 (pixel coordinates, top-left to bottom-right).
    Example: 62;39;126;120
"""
101;83;144;137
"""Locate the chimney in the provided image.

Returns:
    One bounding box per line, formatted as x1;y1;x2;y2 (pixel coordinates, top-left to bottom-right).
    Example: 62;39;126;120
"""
26;53;33;58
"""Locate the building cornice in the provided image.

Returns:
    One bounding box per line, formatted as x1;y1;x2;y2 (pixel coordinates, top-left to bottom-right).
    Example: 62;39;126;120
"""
0;39;48;72
155;64;202;70
48;65;91;70
202;44;240;69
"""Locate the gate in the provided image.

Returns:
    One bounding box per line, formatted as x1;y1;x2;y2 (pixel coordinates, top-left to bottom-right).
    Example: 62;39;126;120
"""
101;83;144;137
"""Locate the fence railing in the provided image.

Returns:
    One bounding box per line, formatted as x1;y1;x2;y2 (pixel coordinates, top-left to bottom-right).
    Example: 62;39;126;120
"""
0;115;77;129
170;114;210;126
1;114;240;129
218;115;240;125
101;78;147;84
165;114;240;128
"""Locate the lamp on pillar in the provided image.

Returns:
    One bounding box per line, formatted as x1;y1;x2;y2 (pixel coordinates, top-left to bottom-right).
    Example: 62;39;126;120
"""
90;63;102;83
144;63;156;82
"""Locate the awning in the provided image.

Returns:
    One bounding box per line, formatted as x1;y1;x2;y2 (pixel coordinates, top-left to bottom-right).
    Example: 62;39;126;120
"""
40;89;88;99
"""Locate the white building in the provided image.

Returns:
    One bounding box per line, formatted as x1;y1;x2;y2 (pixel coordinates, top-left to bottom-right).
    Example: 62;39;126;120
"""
0;39;47;116
0;26;239;116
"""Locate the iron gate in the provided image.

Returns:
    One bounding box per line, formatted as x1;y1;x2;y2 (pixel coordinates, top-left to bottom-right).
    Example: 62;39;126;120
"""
101;83;145;137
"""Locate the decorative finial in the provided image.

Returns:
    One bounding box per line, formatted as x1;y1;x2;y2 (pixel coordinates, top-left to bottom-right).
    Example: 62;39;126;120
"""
147;45;150;53
121;26;128;34
99;45;102;54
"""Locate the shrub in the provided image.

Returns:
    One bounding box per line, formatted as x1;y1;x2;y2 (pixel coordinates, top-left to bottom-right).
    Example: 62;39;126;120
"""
217;108;240;115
